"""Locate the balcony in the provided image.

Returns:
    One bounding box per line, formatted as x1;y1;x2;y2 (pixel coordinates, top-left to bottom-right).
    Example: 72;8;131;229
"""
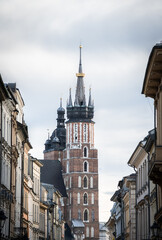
148;146;162;184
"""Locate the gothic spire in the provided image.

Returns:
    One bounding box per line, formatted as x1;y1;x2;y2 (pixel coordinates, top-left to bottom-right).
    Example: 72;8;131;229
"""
88;88;93;107
68;88;73;106
74;45;86;106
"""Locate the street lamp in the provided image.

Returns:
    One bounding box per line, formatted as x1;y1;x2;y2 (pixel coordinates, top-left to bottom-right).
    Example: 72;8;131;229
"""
151;221;160;240
0;210;7;236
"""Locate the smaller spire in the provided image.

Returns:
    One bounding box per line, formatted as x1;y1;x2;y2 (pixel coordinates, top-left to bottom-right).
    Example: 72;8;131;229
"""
68;88;73;106
88;88;92;107
60;98;62;108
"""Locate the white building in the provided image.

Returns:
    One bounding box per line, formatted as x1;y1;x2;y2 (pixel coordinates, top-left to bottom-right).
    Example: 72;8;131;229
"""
128;129;155;240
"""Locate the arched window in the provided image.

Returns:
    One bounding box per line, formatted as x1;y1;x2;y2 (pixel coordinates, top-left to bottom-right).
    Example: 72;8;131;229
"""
86;227;89;237
77;193;80;204
83;176;88;188
78;176;81;188
84;209;89;222
91;227;94;237
83;147;88;157
90;177;93;188
83;161;89;172
83;193;88;205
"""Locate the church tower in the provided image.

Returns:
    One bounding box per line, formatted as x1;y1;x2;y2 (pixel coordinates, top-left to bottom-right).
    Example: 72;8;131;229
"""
62;46;99;239
44;98;66;160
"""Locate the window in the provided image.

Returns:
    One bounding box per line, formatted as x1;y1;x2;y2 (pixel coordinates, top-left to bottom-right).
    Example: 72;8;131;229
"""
83;176;88;188
83;193;88;205
91;227;94;237
83;124;87;142
83;161;88;172
92;210;95;221
78;176;81;188
90;177;93;188
86;227;89;237
84;209;89;222
70;193;71;204
74;123;78;142
70;177;72;188
69;209;71;221
83;147;88;157
67;161;69;173
91;193;94;204
77;193;80;204
78;209;81;220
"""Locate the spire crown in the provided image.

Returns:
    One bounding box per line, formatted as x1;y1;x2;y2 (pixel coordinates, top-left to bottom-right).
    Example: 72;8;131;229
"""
57;98;65;112
76;45;85;77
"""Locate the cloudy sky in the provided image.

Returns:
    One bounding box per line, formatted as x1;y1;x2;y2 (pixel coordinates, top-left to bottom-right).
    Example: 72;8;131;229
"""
0;0;162;222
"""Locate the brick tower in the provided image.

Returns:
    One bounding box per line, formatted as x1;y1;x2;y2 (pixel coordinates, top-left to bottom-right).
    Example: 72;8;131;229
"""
62;46;99;239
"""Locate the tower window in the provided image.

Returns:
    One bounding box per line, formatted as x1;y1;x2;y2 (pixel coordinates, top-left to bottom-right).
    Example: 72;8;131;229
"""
78;176;81;188
83;147;88;157
83;176;88;189
74;123;78;142
77;193;80;204
91;227;94;237
83;161;89;172
78;209;81;220
92;210;95;221
90;177;93;188
86;227;89;237
84;209;89;222
83;193;88;205
83;124;87;142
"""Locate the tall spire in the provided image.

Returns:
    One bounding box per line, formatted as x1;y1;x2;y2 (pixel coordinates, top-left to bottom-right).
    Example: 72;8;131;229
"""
75;45;86;106
79;44;82;73
76;45;85;78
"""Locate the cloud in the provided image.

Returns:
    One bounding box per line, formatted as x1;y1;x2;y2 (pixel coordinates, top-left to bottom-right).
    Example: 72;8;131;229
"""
0;0;160;222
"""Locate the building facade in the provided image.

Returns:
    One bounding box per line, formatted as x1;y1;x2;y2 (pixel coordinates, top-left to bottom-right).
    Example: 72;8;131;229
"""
142;42;162;238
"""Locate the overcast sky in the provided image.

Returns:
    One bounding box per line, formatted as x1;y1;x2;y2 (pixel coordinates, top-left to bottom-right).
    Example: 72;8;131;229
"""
0;0;162;222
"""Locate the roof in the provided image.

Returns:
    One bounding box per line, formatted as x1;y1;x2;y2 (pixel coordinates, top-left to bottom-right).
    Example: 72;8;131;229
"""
72;219;84;228
0;75;9;101
142;42;162;98
99;222;107;232
39;159;67;197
